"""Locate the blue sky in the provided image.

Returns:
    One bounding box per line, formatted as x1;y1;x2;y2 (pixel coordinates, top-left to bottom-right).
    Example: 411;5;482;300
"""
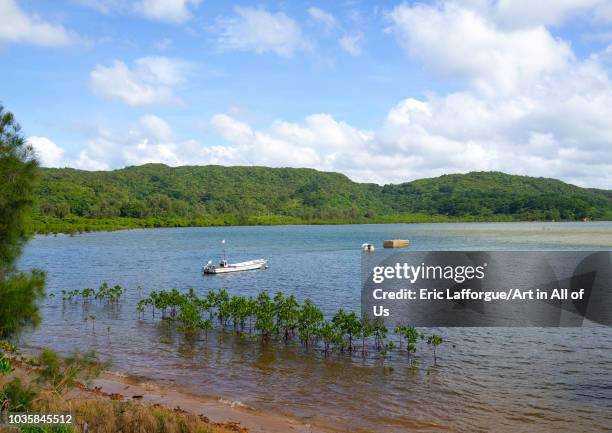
1;0;612;187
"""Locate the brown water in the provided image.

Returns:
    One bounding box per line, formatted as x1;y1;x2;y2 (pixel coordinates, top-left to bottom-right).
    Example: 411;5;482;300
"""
18;223;612;432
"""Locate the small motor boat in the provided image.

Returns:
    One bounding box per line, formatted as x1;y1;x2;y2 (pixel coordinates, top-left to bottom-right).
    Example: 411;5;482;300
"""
362;243;375;252
203;240;268;274
203;259;268;274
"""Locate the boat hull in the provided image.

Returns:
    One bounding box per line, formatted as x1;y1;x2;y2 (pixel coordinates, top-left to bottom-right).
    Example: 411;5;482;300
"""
203;259;268;274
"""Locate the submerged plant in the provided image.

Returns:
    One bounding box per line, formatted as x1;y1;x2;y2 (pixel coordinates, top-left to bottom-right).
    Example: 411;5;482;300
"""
298;299;323;348
427;334;443;365
132;287;445;366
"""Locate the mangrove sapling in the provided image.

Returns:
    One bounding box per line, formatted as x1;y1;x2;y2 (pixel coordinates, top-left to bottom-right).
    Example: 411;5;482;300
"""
255;291;275;344
339;311;361;353
383;341;397;356
89;315;96;333
215;289;231;326
272;292;284;339
81;287;95;303
317;321;339;356
136;298;149;319
404;326;419;362
247;296;257;336
95;282;109;303
394;325;405;350
394;325;420;362
427;334;443;365
177;302;203;339
359;315;374;357
205;291;216;320
186;287;198;304
229;295;249;335
297;299;323;348
372;317;388;351
201;318;213;339
276;293;299;343
194;294;211;319
150;291;159;318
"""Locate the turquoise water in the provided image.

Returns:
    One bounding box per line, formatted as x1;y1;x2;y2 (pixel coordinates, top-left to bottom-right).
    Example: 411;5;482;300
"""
18;222;612;432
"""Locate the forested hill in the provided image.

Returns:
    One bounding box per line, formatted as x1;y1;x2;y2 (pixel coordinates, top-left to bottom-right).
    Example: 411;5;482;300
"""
32;164;612;233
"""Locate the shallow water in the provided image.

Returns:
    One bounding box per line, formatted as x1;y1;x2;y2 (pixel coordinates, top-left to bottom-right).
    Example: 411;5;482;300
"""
18;222;612;432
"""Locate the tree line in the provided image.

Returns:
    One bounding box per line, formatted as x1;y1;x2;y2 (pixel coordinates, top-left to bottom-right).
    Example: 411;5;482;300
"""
31;164;612;234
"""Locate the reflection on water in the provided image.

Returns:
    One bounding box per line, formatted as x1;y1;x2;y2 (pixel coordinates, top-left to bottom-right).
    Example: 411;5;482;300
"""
18;222;612;432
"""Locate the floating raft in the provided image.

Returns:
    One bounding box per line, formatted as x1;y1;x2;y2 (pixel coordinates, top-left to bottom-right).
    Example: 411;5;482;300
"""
383;239;410;248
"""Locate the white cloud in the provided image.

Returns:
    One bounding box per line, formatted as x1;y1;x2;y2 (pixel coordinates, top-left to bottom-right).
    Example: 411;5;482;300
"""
134;0;201;24
138;114;174;141
308;7;336;29
28;136;65;167
447;0;612;27
39;1;612;189
89;56;189;106
216;6;309;57
388;2;574;96
0;0;73;46
74;120;183;170
339;32;363;56
492;0;609;27
210;114;253;144
375;2;612;187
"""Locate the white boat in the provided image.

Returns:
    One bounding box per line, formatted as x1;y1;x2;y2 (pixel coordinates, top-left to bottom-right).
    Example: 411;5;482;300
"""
203;240;268;274
203;259;268;274
362;242;375;252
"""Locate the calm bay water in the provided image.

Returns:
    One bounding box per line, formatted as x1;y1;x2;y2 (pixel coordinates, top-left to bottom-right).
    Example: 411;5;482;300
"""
18;222;612;432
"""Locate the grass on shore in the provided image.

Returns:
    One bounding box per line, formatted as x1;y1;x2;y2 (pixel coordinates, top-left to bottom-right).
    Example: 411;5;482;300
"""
0;347;244;433
0;392;244;433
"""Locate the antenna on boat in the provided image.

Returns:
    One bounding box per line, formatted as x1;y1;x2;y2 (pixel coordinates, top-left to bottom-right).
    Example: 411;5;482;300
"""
221;239;226;261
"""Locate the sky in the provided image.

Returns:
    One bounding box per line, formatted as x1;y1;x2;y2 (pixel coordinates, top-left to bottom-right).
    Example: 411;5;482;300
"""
1;0;612;188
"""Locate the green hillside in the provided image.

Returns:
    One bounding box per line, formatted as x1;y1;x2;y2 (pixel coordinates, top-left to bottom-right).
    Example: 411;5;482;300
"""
31;165;612;234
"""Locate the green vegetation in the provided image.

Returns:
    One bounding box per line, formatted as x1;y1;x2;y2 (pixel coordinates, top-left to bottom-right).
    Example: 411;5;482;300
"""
133;287;441;364
30;164;612;234
0;105;46;337
0;347;236;433
0;377;37;411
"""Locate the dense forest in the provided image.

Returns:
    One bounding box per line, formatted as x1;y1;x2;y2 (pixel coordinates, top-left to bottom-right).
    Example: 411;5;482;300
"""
31;164;612;233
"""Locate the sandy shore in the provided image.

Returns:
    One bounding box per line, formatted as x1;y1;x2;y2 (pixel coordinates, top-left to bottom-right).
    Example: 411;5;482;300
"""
6;346;341;433
88;371;333;433
3;356;336;433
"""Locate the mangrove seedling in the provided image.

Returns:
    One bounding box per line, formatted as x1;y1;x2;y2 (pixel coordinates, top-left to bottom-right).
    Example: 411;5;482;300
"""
298;299;323;348
427;334;443;365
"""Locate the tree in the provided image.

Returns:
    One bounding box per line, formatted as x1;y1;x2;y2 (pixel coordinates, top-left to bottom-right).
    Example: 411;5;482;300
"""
255;291;275;344
0;105;45;338
359;315;374;357
427;334;443;365
372;317;387;351
395;325;421;362
276;293;299;343
317;321;341;357
333;310;361;353
297;299;323;348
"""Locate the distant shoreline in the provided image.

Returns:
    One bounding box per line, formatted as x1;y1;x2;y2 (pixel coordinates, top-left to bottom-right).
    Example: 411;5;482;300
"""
30;213;609;236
